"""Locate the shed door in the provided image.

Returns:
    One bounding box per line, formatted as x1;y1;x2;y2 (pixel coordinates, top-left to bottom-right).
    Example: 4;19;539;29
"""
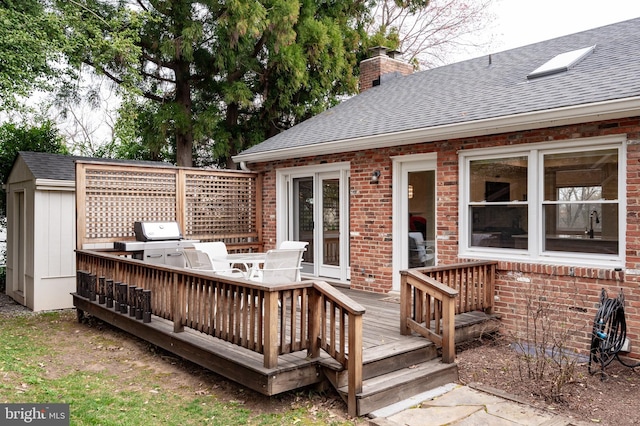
16;191;25;294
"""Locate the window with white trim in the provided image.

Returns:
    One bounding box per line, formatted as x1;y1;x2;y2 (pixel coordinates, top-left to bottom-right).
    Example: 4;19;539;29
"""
460;138;623;265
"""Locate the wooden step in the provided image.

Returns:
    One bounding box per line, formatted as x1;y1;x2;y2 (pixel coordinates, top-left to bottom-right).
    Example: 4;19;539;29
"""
320;337;438;389
337;358;459;416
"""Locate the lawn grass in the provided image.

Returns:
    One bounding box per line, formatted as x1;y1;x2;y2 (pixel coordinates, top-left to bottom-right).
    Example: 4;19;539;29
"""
0;311;356;425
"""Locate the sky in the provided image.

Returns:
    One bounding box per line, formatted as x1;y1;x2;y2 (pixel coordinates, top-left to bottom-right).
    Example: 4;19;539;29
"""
455;0;640;62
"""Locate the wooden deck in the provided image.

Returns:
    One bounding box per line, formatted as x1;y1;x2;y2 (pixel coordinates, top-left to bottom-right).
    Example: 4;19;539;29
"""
73;283;498;415
71;163;500;416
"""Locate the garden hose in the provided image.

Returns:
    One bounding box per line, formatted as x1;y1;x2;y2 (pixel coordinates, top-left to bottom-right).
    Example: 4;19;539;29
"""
589;288;640;377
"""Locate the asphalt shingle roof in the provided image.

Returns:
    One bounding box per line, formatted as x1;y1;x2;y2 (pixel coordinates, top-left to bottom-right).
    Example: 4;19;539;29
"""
16;151;171;182
239;17;640;157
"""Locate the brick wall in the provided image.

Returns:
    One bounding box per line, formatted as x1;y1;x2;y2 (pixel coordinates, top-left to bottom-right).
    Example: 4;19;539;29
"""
249;116;640;356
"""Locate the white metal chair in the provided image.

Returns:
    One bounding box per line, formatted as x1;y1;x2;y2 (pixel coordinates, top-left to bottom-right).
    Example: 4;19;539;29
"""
279;240;309;250
192;242;245;278
249;249;304;283
184;249;214;270
278;241;308;280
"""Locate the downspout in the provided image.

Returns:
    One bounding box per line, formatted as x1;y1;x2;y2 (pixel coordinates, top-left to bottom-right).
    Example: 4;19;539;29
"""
240;161;251;172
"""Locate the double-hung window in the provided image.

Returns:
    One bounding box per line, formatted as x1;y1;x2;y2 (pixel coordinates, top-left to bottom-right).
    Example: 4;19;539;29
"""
459;137;624;267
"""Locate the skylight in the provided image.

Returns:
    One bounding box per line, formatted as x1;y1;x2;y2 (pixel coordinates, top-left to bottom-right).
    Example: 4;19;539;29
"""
527;45;596;80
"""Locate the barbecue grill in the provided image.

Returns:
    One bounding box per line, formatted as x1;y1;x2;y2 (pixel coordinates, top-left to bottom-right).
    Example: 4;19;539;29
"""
114;221;199;267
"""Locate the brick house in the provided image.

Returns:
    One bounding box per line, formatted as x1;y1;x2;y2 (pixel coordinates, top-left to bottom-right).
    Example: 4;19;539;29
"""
233;18;640;356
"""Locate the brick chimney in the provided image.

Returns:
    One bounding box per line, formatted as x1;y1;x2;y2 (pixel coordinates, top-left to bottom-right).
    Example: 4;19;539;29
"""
359;46;414;93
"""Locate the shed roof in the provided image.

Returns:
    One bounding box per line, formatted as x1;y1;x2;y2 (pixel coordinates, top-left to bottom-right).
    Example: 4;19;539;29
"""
13;151;172;182
235;17;640;163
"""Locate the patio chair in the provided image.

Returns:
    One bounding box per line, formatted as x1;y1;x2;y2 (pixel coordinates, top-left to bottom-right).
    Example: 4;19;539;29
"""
409;232;434;268
249;249;304;283
278;241;308;280
278;240;309;250
184;249;214;270
192;242;245;278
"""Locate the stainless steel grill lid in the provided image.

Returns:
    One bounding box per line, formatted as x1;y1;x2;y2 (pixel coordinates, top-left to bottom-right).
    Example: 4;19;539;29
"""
134;221;183;241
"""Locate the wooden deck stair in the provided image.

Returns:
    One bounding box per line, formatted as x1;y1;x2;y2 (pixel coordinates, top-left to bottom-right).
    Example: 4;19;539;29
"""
319;288;499;416
330;341;457;415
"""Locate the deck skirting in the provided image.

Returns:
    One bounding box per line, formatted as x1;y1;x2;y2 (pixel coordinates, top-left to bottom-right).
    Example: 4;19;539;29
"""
73;294;323;395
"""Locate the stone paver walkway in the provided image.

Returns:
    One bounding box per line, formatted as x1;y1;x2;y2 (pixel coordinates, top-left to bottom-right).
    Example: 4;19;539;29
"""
368;384;590;426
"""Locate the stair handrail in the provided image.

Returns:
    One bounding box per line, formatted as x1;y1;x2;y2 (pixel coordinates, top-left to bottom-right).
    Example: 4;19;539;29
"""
400;268;458;363
307;280;365;418
414;261;497;314
400;261;497;363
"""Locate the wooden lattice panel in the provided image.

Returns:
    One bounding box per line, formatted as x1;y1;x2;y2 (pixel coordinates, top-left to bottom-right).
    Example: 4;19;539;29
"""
184;171;258;241
76;162;262;249
82;166;177;241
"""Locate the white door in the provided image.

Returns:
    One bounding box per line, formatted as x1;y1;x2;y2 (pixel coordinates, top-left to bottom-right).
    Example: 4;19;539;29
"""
280;164;350;281
392;154;437;291
15;191;25;295
318;173;341;277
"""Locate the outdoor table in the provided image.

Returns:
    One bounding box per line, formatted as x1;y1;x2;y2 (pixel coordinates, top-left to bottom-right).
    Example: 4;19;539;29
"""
213;252;266;279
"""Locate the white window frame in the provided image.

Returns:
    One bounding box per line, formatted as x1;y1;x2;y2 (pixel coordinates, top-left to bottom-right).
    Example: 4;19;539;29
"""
459;135;626;268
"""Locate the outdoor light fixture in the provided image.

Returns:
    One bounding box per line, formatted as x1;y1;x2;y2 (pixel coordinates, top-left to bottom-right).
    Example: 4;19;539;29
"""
408;185;414;199
370;170;381;184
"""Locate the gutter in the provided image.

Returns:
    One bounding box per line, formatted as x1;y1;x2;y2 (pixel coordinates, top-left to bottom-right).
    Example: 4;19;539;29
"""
232;96;640;165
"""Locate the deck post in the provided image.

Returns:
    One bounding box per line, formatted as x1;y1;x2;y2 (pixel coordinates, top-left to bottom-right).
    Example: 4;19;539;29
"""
347;314;363;418
307;288;322;359
441;295;456;363
399;272;411;335
484;263;496;314
172;272;184;333
264;290;279;369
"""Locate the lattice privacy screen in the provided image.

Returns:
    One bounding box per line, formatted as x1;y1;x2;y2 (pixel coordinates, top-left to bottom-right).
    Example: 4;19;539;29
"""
184;172;257;240
76;162;261;249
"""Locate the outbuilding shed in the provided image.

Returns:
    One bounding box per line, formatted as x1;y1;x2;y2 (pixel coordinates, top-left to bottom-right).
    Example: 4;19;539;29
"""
4;151;164;311
5;151;78;311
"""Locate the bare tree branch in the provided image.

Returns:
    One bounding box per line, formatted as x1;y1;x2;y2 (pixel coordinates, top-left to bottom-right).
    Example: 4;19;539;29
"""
369;0;497;68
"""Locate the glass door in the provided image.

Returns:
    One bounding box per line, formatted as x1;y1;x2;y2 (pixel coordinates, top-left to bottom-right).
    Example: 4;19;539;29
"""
408;171;436;268
392;153;437;291
319;175;340;277
289;168;348;281
292;177;314;274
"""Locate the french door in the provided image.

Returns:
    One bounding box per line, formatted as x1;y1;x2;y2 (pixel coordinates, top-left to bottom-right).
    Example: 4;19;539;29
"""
278;164;350;281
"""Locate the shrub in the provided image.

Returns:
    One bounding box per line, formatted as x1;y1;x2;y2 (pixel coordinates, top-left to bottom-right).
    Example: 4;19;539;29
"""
510;282;587;402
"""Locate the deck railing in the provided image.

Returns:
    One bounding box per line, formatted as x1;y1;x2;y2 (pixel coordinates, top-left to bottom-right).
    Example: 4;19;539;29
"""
307;281;365;416
400;261;497;363
75;249;365;416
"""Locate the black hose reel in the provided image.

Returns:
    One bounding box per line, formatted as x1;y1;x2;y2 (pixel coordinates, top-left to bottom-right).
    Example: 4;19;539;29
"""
589;288;640;377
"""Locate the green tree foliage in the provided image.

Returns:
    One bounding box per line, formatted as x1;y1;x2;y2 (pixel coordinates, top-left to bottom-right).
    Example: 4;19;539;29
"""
56;0;416;167
0;121;68;215
0;0;66;110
